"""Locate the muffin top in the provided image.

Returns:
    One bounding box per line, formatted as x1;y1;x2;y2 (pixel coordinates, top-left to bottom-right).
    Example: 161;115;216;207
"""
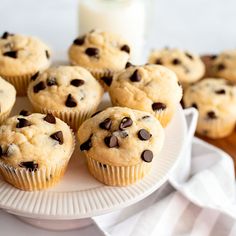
0;113;74;169
109;64;182;119
184;78;236;118
148;48;205;84
78;107;164;166
0;32;51;77
0;77;16;114
27;66;104;111
209;50;236;82
68;29;131;72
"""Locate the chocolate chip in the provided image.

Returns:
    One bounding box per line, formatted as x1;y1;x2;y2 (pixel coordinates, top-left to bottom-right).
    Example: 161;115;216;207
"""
152;102;166;111
125;62;133;68
19;110;31;116
0;146;2;157
142;115;150;119
65;94;77;107
99;118;112;130
1;32;13;39
120;44;130;53
215;89;226;94
172;58;181;65
138;129;152;141
130;69;141;82
80;135;92;151
155;58;162;65
16;118;32;128
141;150;153;162
207;111;217;119
85;47;99;57
46;77;57;86
3;51;17;58
33;81;46;93
70;79;85;87
50;131;64;145
73;36;85;46
185;52;193;60
91;110;102;117
191;103;198;109
45;50;50;59
30;71;39;81
101;76;113;86
210;55;218;60
119;117;133;130
217;63;225;71
44;114;56;124
104;135;119;148
19;161;38;172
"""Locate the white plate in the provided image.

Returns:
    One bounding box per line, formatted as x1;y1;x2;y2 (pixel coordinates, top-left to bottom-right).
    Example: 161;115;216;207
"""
0;94;187;220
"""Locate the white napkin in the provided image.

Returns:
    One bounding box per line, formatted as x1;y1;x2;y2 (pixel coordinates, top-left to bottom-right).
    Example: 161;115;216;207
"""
93;112;236;236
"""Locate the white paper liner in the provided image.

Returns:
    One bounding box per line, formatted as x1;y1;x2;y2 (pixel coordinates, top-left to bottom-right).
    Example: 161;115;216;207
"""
27;90;98;131
0;129;75;191
86;156;152;186
2;72;35;96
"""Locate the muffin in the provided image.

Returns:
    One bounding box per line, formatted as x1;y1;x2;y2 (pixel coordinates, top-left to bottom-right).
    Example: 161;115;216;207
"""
0;32;51;95
207;50;236;83
109;64;182;127
148;48;205;88
0;77;16;123
27;66;104;131
78;107;165;186
0;112;75;191
184;78;236;138
68;29;131;89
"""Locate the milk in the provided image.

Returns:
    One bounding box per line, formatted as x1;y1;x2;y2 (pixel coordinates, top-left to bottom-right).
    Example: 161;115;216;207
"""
79;0;147;64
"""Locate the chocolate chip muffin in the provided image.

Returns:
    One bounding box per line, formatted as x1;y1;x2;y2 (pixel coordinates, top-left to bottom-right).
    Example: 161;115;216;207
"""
68;29;131;90
109;64;182;127
0;32;51;95
148;48;205;88
184;78;236;138
78;106;165;186
27;66;104;130
207;50;236;83
0;77;16;123
0;112;75;191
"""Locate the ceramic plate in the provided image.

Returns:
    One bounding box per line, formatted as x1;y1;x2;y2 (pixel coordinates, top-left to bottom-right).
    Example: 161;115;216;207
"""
0;94;187;219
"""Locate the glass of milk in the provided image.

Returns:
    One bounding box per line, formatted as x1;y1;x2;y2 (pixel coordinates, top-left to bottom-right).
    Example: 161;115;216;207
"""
78;0;151;64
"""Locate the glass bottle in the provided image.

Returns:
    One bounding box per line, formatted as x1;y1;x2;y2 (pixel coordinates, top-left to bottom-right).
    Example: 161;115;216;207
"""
78;0;151;64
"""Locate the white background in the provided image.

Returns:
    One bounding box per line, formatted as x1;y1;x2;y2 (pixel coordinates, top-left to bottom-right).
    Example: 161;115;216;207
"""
1;0;236;56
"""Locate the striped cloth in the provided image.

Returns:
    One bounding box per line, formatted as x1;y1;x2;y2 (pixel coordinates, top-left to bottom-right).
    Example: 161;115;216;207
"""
93;138;236;236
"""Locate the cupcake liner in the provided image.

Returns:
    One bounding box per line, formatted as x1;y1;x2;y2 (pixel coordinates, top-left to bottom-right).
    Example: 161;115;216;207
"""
197;117;236;139
0;130;75;191
0;161;68;191
86;156;152;186
71;62;114;91
2;72;36;96
27;91;98;131
89;68;114;91
153;106;176;128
